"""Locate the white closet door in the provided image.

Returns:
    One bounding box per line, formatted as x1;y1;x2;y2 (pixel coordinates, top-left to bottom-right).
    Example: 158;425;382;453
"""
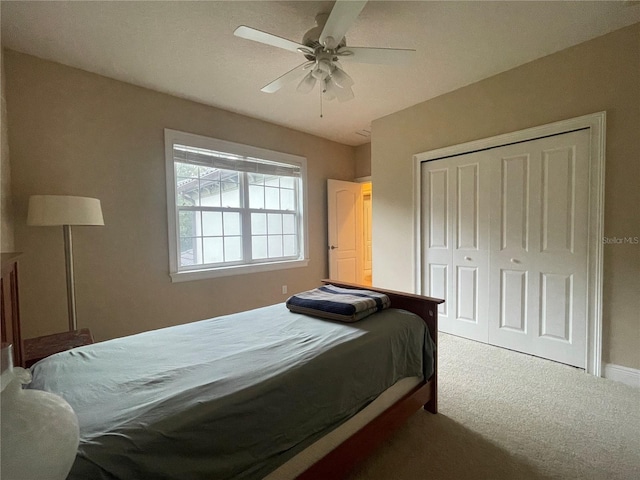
421;129;589;368
488;129;589;367
421;154;491;342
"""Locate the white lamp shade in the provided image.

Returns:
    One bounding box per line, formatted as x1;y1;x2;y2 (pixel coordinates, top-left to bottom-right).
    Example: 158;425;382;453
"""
27;195;104;226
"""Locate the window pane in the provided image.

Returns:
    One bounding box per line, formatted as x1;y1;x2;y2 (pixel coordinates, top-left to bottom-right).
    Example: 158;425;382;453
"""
180;237;200;266
179;210;197;237
249;185;264;209
265;175;279;187
224;237;243;262
223;212;241;236
221;170;239;182
221;181;240;208
177;178;198;206
282;214;296;234
203;237;224;264
175;162;198;178
268;235;283;258
199;166;220;181
265;187;279;209
199;180;220;207
248;173;264;185
268;214;282;234
202;211;222;236
252;236;268;259
251;213;267;235
280;176;294;189
280;188;295;211
283;235;297;256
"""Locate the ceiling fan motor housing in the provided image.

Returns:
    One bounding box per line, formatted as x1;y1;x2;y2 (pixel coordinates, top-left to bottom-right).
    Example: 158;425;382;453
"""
301;12;346;59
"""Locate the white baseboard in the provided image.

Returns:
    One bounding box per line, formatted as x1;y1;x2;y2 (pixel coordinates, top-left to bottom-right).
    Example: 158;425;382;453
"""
603;363;640;388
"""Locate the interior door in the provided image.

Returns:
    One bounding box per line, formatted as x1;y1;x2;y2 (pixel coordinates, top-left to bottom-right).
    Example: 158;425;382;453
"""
327;179;363;283
487;129;589;368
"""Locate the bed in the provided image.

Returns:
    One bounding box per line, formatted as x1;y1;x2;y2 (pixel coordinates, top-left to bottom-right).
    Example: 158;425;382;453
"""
8;280;443;479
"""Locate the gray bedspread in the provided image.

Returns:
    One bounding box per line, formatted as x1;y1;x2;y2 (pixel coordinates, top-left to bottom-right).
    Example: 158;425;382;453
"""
28;303;434;480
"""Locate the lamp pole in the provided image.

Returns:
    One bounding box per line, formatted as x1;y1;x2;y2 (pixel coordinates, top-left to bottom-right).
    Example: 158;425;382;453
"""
63;225;77;331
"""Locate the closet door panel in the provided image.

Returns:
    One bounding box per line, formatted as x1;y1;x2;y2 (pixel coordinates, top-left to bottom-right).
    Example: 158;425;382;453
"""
422;154;489;343
488;130;589;368
451;159;490;342
421;166;452;319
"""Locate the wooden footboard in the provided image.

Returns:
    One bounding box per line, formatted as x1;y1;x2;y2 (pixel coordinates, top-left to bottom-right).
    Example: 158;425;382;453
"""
296;280;444;479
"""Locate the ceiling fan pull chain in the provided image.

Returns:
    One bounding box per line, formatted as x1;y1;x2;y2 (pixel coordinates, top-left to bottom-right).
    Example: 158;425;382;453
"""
320;87;324;118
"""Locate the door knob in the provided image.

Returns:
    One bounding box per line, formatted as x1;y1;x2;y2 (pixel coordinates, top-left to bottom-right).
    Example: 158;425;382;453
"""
464;256;472;261
329;245;337;250
510;258;519;264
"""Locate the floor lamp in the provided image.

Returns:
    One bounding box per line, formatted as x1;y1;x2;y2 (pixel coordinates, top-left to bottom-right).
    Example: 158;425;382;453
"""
27;195;104;332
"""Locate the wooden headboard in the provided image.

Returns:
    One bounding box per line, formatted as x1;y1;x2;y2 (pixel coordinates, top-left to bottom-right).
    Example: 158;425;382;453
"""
321;279;442;343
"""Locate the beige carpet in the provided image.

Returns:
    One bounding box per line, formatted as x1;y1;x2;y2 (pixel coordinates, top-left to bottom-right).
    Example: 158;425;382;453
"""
348;333;640;480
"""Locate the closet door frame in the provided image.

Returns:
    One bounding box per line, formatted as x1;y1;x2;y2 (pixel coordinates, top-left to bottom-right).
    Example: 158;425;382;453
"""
413;111;606;376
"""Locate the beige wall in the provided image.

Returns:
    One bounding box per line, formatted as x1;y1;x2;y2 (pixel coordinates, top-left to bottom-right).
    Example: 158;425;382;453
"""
5;50;356;341
372;24;640;369
355;142;371;178
1;50;14;252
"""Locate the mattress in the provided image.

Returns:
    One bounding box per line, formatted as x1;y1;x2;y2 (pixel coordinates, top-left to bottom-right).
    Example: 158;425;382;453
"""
265;375;423;479
28;303;433;479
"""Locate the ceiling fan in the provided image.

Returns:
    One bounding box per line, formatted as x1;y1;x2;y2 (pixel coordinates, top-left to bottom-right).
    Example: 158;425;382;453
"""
233;0;415;102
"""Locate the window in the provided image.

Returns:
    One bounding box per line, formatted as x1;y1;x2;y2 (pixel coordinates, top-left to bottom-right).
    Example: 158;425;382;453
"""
165;129;308;281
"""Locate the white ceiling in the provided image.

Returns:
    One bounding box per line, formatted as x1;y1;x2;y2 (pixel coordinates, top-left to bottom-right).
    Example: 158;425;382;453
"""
2;1;640;146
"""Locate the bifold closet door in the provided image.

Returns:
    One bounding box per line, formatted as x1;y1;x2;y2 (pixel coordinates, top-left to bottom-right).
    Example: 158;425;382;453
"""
487;129;589;368
421;129;589;368
421;153;491;343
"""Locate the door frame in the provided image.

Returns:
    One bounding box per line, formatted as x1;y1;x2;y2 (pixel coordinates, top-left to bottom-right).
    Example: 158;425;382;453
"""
412;111;606;376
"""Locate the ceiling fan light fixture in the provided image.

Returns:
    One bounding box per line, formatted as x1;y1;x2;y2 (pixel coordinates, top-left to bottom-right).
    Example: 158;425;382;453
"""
330;66;354;88
336;85;355;103
323;78;337;101
325;77;354;103
311;68;328;81
297;72;317;93
318;59;332;73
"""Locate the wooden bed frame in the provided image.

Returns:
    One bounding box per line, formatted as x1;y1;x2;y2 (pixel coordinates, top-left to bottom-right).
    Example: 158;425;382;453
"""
0;274;443;480
295;280;444;479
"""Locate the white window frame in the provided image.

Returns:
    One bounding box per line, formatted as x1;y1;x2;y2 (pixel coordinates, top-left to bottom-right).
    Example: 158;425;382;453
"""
165;129;309;282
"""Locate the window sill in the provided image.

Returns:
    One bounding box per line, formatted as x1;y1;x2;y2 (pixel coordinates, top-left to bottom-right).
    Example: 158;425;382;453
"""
170;258;309;283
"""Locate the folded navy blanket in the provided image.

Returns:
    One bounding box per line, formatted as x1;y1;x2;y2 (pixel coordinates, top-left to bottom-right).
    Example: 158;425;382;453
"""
286;284;391;322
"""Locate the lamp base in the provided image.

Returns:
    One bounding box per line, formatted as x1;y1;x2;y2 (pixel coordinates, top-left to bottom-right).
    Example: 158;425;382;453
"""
0;344;79;480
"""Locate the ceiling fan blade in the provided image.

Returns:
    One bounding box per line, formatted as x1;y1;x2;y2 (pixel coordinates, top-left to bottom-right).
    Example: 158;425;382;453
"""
320;0;368;50
338;46;416;65
234;25;307;54
261;62;312;93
